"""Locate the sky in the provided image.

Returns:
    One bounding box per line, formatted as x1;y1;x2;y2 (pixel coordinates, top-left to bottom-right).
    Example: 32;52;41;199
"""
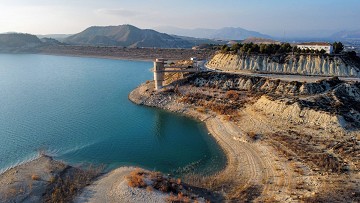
0;0;359;37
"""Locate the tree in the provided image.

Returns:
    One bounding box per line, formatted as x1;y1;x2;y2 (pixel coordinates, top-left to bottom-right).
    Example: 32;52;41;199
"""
231;43;242;52
221;44;230;53
333;42;344;54
346;51;357;58
260;44;267;54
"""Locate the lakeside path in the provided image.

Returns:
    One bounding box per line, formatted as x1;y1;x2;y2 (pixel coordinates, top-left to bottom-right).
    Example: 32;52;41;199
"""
127;82;310;202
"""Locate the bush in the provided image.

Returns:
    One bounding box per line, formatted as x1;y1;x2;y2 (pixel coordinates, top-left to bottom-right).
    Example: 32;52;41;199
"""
31;174;40;181
127;169;147;188
333;41;344;54
225;90;240;100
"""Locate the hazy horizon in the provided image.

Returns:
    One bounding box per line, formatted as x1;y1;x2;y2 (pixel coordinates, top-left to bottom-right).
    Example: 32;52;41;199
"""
1;0;359;38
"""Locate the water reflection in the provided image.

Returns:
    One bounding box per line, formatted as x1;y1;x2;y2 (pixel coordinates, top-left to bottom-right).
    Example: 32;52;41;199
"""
154;110;166;141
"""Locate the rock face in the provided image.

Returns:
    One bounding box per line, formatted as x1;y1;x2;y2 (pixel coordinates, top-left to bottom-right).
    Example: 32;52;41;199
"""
187;72;360;130
207;53;360;77
188;72;343;95
253;96;346;132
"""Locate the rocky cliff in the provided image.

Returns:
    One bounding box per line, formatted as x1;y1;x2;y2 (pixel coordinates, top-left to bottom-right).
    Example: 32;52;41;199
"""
207;53;360;77
186;72;360;130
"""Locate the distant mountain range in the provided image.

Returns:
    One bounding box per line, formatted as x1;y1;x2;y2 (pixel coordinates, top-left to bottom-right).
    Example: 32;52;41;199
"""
154;26;272;40
330;30;360;40
2;25;359;52
63;25;194;48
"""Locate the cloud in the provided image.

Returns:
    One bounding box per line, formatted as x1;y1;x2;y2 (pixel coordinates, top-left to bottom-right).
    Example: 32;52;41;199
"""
96;8;144;18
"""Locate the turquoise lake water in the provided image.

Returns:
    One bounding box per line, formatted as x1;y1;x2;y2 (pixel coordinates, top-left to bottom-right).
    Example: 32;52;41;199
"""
0;54;226;175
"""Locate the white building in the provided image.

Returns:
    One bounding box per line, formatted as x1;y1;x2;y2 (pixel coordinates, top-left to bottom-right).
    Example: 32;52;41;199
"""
297;42;333;54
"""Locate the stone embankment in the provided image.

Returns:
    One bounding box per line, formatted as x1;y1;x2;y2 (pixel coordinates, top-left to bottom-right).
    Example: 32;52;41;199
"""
207;53;360;77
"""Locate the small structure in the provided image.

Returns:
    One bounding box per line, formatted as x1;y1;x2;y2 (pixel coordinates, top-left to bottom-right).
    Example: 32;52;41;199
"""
297;42;333;54
153;58;166;90
153;58;202;90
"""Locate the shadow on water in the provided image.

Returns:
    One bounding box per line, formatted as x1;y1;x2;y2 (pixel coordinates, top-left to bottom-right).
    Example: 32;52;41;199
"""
153;110;166;141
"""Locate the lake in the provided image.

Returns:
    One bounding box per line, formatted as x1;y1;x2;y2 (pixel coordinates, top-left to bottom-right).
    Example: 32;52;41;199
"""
0;54;226;175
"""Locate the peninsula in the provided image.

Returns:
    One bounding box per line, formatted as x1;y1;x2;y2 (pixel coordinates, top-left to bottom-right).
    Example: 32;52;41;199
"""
127;47;360;202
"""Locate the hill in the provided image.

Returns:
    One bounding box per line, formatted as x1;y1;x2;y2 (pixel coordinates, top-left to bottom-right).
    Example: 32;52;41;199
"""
0;33;42;49
64;25;193;48
155;26;272;40
242;37;280;44
331;30;360;39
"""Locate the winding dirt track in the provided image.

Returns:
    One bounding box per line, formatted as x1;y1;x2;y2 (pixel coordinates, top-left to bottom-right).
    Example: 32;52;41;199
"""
205;117;297;202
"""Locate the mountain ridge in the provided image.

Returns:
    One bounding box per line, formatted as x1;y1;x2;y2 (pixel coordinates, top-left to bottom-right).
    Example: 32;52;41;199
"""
331;29;360;39
154;26;272;40
64;25;193;48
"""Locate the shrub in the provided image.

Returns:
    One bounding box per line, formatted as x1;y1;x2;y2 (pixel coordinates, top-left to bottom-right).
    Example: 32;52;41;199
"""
225;90;240;100
31;174;40;181
166;193;191;203
248;132;258;140
127;169;147;188
44;164;104;202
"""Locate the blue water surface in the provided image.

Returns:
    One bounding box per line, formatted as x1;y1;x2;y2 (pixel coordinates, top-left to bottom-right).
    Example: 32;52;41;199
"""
0;54;225;175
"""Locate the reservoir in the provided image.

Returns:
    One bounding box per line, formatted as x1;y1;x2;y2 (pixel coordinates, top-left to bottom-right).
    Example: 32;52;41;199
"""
0;54;226;175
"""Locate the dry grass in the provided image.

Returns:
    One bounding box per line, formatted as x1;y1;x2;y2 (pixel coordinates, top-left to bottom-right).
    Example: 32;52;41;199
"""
127;169;147;188
265;131;349;173
43;164;104;203
166;192;191;202
127;169;209;202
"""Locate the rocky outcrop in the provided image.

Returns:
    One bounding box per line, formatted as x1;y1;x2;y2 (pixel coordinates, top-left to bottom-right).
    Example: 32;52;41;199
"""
188;72;346;95
207;53;360;77
252;96;346;132
186;72;360;130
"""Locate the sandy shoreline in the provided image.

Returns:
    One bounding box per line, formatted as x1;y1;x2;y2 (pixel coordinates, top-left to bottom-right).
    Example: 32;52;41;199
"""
127;77;360;202
127;82;287;201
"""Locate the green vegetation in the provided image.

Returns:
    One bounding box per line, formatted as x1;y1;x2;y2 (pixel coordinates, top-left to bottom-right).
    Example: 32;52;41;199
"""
221;42;294;55
333;41;344;54
219;41;354;56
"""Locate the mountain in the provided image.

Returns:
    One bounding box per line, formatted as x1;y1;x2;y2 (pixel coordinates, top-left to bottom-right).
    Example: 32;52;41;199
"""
154;26;272;40
0;33;42;50
173;35;228;45
331;30;360;40
64;25;193;48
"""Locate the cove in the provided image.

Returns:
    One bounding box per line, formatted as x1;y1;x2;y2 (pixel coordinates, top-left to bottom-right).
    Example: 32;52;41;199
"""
0;54;226;175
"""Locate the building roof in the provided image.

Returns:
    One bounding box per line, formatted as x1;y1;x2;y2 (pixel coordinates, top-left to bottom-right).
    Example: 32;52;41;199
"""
298;42;331;46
